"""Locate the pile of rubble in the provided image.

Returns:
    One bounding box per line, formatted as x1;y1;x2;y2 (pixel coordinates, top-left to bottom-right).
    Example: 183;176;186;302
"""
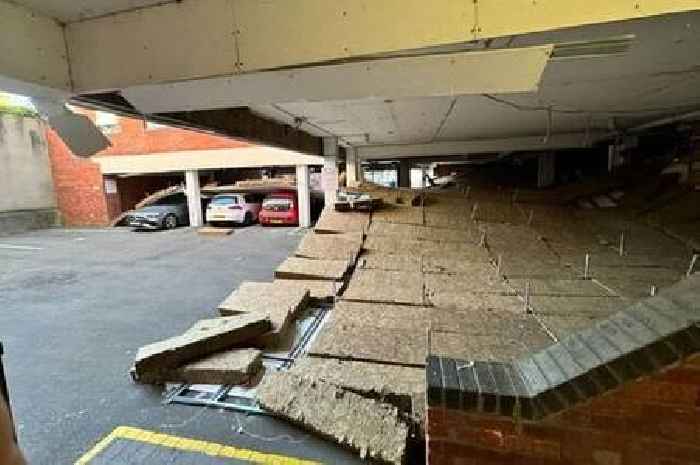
132;181;696;465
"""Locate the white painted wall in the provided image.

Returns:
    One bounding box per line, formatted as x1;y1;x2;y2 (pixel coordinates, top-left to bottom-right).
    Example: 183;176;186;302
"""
0;114;56;212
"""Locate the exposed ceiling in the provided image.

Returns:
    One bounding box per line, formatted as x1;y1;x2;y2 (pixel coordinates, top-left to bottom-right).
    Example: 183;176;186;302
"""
12;0;167;22
247;11;700;149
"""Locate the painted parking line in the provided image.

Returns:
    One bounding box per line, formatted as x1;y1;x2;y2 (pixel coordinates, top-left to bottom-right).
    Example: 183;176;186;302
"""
0;244;43;251
75;426;321;465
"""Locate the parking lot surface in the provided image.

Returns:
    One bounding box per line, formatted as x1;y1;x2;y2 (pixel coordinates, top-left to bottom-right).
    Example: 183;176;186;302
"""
0;226;365;465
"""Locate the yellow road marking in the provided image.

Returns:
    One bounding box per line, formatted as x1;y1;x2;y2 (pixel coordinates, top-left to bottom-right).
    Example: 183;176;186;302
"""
75;425;320;465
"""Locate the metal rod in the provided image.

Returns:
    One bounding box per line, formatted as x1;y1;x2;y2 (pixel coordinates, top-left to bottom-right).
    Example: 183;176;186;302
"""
465;185;471;199
688;254;698;277
650;285;657;297
619;231;625;256
524;281;531;313
584;253;590;280
496;254;502;276
527;209;534;226
480;231;487;248
511;188;519;204
471;202;479;221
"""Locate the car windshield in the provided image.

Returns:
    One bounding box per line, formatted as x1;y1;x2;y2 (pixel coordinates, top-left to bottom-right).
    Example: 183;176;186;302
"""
263;197;293;208
211;195;237;205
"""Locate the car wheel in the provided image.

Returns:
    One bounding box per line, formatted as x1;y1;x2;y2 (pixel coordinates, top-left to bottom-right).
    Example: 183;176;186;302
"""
163;214;178;230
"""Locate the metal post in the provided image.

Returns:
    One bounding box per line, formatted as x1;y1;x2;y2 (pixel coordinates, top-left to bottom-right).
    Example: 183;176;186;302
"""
619;231;625;257
527;209;534;226
650;285;657;296
687;254;698;277
471;202;479;221
465;185;471;199
480;231;487;248
496;254;502;276
584;253;591;280
524;281;531;313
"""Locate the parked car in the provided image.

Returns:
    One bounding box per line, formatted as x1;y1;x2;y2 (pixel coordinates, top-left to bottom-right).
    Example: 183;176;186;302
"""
127;193;189;230
206;193;262;225
259;191;298;226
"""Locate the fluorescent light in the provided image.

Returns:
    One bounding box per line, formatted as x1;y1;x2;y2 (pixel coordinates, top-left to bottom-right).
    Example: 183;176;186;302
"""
551;34;635;60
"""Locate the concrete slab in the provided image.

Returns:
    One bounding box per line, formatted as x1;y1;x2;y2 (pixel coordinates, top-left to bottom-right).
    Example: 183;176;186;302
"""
257;372;408;465
275;257;348;281
342;269;425;305
133;314;270;381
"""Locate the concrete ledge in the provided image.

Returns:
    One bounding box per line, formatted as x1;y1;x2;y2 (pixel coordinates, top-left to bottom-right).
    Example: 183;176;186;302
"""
0;208;59;236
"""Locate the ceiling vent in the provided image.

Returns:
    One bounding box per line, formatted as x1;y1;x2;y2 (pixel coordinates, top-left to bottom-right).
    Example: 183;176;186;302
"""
551;34;635;60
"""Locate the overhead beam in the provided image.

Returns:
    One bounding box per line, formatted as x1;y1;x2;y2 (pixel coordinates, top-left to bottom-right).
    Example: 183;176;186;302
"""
356;133;606;160
65;0;700;92
121;46;552;114
0;0;71;95
72;93;323;155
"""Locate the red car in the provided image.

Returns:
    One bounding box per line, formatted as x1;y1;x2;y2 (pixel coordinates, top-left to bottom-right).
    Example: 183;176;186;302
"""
259;191;298;226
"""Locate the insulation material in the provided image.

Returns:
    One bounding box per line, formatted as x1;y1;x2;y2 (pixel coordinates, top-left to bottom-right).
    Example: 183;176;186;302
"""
308;320;427;366
314;210;369;234
257;372;408;465
358;253;422;272
538;315;609;339
371;206;423;225
424;273;511;308
169;349;262;385
273;279;338;302
497;256;578;279
217;281;310;315
429;330;549;362
592;267;683;299
331;301;546;339
368;221;475;243
294;231;363;261
529;295;624;317
470;201;525;224
507;278;614;297
342;269;425;305
275;257;348;281
292;357;424;401
133;314;270;380
197;226;235;236
424;210;473;230
364;234;484;257
422;255;494;274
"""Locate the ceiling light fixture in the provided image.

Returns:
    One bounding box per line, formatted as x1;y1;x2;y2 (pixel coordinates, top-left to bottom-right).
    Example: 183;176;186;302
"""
551;34;635;60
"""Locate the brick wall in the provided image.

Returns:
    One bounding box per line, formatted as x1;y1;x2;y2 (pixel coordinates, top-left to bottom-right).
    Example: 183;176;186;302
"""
47;109;252;226
426;355;700;465
47;129;111;226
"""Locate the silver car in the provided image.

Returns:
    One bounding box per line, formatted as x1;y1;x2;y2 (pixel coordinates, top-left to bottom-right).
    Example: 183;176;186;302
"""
127;193;189;230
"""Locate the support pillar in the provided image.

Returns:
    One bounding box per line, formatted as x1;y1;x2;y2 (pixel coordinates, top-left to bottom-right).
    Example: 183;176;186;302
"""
345;147;359;188
296;165;311;228
322;137;339;208
398;159;411;188
537;152;556;188
184;169;203;227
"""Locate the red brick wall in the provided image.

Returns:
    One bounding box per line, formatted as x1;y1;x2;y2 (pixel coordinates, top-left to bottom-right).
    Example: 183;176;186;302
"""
427;355;700;465
47;108;253;226
47;129;111;226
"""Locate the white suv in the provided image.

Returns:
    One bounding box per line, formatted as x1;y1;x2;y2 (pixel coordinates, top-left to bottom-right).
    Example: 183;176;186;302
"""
205;194;262;226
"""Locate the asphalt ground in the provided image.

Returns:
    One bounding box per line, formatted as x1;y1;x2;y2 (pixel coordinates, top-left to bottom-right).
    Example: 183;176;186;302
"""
0;226;366;465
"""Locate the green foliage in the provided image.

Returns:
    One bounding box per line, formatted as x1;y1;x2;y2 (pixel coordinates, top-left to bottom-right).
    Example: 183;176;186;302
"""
0;92;38;117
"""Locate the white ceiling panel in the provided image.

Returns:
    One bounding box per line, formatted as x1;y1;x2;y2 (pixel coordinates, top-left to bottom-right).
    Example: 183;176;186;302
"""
12;0;168;22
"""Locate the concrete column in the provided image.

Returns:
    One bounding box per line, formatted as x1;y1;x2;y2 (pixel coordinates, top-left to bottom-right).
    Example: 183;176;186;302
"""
537;152;556;188
184;169;203;227
398;159;411;188
322;137;339;208
345;147;359;188
296;165;311;228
